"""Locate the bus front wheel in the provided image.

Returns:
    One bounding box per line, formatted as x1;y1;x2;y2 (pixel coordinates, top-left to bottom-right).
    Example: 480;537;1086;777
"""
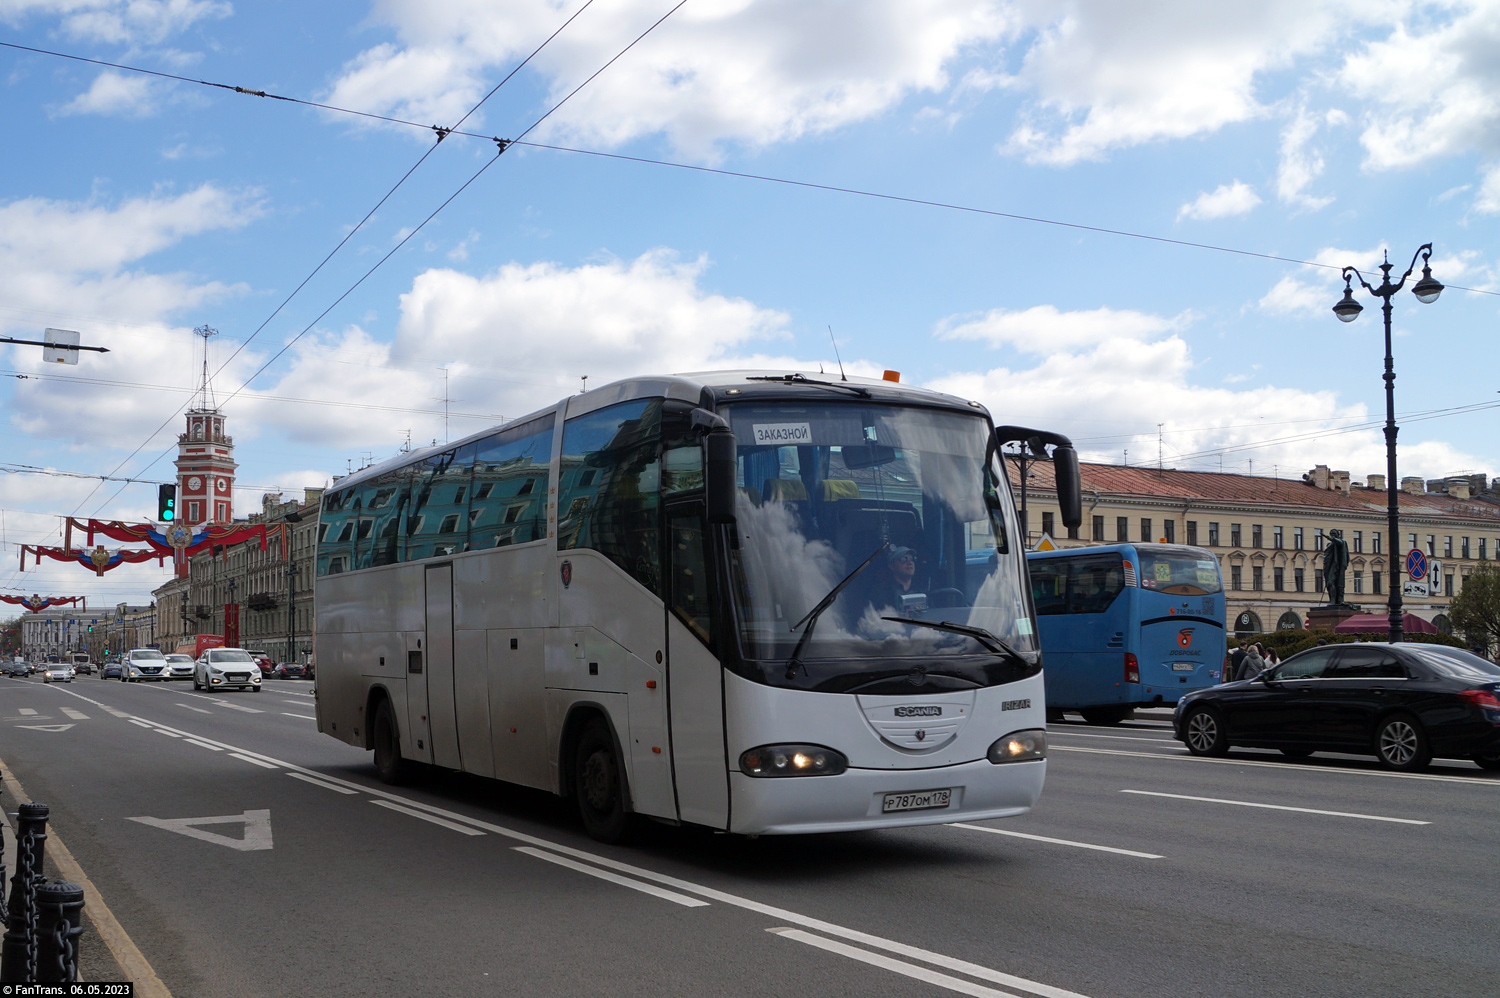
574;719;632;844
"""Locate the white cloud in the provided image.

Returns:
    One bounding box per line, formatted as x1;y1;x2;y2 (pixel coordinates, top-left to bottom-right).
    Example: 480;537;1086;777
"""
325;0;1012;160
936;304;1187;352
0;0;231;45
56;71;157;117
1477;163;1500;215
1177;180;1261;221
1276;107;1335;210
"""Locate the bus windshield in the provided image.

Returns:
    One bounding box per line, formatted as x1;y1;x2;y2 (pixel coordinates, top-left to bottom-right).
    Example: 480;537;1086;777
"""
723;400;1034;693
1134;544;1222;596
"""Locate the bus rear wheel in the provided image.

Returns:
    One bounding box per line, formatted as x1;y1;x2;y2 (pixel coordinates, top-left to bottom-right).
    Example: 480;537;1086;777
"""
372;700;408;785
574;719;632;844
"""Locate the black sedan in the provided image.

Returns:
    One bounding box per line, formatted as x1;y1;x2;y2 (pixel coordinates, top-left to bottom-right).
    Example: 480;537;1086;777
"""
1174;642;1500;771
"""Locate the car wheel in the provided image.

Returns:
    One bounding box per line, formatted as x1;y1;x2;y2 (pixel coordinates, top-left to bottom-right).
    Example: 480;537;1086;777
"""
1375;714;1431;771
372;700;408;785
1280;748;1314;759
1080;705;1133;726
574;718;633;844
1183;707;1230;757
1470;752;1500;772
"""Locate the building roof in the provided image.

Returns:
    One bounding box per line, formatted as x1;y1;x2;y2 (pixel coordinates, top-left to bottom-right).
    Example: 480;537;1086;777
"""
1013;460;1500;523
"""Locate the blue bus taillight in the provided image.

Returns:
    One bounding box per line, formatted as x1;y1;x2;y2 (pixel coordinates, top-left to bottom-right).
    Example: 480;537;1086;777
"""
1125;653;1139;684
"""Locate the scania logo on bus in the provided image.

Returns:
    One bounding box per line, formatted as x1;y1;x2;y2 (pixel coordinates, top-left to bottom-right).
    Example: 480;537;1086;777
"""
895;705;942;717
915;729;927;741
560;560;572;589
1177;627;1195;648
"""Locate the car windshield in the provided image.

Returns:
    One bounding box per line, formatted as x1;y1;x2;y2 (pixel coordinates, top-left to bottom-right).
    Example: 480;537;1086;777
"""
166;655;192;664
209;650;254;663
133;650;165;660
722;400;1033;692
1401;645;1500;681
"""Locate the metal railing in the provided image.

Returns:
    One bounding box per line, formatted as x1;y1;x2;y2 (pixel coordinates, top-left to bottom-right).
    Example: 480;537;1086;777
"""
1;802;86;983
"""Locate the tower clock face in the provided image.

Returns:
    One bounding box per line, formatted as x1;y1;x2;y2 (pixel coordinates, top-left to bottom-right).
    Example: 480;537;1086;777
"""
216;478;229;494
187;476;202;491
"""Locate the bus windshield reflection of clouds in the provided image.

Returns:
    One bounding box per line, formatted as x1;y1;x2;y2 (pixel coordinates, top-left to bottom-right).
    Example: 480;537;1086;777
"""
726;401;1033;690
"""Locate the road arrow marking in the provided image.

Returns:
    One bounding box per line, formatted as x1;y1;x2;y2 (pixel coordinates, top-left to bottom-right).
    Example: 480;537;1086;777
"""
127;809;273;851
17;724;75;732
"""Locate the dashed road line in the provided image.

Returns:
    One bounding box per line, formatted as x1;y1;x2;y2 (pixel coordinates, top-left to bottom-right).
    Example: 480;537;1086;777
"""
286;772;357;795
61;707;89;720
770;927;1025;998
176;703;213;714
372;799;485;835
229;753;278;769
1050;744;1500;786
18;708;37;716
516;847;709;907
1119;789;1430;824
948;822;1163;859
282;713;316;720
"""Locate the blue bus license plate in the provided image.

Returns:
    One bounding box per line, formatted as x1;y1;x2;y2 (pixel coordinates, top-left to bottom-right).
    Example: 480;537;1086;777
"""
882;789;951;813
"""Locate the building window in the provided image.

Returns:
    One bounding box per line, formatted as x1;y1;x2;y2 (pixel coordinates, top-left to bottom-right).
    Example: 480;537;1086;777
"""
1373;531;1381;554
1374;571;1382;594
1252;566;1263;591
1208;522;1220;546
1273;567;1285;591
1117;517;1129;543
188;501;200;522
1482;538;1488;560
1353;530;1362;553
1294;568;1305;592
1463;537;1471;559
1446;574;1455;597
1294;527;1304;550
1315;528;1326;551
1252;524;1263;549
1408;533;1417;553
1444;536;1453;558
1427;535;1436;556
1141;518;1152;543
1164;520;1176;543
1353;571;1364;594
1230;523;1242;547
1041;511;1055;537
1230;565;1242;590
1092;515;1105;541
1186;521;1198;546
1273;526;1283;549
1315;569;1325;593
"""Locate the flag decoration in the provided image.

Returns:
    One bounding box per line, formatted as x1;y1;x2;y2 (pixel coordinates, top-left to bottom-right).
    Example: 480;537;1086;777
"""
62;517;286;576
21;544;164;577
0;593;85;612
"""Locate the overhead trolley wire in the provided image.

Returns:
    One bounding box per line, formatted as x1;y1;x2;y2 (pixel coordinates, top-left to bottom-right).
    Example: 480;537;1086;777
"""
4;35;1497;299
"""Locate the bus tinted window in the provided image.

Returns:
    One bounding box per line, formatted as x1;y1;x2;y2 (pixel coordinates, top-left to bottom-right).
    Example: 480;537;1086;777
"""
1030;554;1124;615
406;444;477;561
558;398;663;594
469;415;554;549
317;487;355;576
1135;544;1222;595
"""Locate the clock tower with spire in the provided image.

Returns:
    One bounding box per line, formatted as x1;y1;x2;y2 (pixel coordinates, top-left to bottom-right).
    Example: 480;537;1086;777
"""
175;325;237;528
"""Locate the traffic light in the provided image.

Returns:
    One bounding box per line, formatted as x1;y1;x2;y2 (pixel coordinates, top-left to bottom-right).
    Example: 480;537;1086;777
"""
157;483;176;521
87;624;93;633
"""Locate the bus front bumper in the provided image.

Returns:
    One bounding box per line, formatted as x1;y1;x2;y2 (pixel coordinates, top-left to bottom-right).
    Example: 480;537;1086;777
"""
727;758;1045;836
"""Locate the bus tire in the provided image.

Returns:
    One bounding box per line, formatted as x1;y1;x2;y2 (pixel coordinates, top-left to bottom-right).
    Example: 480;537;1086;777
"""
574;718;632;844
1183;707;1229;757
1079;706;1131;726
372;699;408;785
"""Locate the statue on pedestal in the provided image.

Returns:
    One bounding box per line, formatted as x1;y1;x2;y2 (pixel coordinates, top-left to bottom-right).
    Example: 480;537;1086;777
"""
1322;528;1352;607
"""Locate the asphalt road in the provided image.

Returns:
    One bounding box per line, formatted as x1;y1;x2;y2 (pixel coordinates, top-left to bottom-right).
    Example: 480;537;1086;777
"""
0;674;1495;998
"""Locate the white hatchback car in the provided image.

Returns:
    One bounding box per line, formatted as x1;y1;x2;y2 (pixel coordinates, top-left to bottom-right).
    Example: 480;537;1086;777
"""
193;648;262;692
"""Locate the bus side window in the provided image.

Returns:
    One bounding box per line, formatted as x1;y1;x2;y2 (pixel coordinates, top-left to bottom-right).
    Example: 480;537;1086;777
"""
317;488;354;576
669;511;714;651
405;444;478;561
1030;561;1068;616
1068;556;1124;614
558;398;664;595
469;415;554;550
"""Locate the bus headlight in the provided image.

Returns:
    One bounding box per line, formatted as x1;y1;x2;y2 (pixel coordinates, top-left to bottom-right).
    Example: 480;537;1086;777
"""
739;744;848;777
988;729;1046;764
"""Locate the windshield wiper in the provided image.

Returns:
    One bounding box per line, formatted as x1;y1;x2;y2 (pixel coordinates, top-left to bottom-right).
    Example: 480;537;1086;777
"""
880;616;1036;665
784;542;889;679
745;373;871;398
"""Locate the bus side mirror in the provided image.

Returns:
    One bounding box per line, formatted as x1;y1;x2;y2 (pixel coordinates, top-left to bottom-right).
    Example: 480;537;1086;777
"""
703;425;737;524
1053;445;1082;531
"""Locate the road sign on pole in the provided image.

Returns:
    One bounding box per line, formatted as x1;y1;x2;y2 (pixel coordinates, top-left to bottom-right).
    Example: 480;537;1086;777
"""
1405;549;1427;581
43;328;80;365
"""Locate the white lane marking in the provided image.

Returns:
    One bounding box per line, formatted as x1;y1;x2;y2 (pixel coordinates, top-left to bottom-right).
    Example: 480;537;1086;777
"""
282;713;316;720
217;703;264;713
153;729;182;738
515;847;710;907
16;724;74;732
1051;744;1500;786
286;772;357;795
948;822;1163;859
371;799;485;836
281;700;309;706
110;717;1090;998
229;753;278;769
18;708;37;716
770;928;1024;998
176;703;213;714
1048;731;1176;744
61;708;89;720
1118;789;1430;825
128;809;273;851
128;719;153;729
183;739;223;751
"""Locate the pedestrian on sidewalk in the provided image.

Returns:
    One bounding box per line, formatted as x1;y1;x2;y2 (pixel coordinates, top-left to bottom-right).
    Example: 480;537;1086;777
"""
1236;642;1266;681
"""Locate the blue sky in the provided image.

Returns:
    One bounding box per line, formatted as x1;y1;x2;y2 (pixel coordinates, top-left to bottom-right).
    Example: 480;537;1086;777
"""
2;0;1499;607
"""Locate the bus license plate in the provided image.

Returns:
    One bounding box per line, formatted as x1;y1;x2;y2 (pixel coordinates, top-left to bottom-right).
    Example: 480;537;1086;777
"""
1171;663;1195;672
882;789;951;813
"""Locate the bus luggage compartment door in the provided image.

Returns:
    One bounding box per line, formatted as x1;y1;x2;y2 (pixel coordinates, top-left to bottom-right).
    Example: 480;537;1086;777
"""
424;564;462;769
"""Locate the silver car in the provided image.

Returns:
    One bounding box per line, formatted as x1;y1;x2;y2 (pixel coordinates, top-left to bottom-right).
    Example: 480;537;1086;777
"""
42;664;74;683
163;653;195;679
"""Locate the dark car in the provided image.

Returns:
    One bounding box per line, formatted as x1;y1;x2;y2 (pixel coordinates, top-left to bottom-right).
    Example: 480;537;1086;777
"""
1175;642;1500;771
273;662;307;680
102;662;122;680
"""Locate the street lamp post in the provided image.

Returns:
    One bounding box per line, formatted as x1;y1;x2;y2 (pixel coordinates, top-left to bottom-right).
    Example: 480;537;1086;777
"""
286;562;296;666
1332;243;1443;643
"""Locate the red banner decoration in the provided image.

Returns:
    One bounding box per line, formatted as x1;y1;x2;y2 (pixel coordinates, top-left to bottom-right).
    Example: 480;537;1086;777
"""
62;518;286;577
21;544;165;577
0;594;85;612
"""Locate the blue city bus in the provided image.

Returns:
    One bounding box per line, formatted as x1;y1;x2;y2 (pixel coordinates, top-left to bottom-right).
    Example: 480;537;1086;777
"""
1027;543;1226;724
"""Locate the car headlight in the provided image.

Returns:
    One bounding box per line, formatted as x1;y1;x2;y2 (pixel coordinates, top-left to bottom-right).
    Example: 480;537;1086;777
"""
739;744;848;777
987;729;1046;764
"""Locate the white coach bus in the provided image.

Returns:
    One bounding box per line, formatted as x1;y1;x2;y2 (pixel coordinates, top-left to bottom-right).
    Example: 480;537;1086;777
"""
315;371;1081;841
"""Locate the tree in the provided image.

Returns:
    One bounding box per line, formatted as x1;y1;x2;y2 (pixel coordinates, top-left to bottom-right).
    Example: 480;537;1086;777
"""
1448;563;1500;655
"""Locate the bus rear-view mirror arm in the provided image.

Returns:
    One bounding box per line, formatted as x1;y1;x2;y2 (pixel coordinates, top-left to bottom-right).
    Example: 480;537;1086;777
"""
693;408;738;524
993;426;1082;532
